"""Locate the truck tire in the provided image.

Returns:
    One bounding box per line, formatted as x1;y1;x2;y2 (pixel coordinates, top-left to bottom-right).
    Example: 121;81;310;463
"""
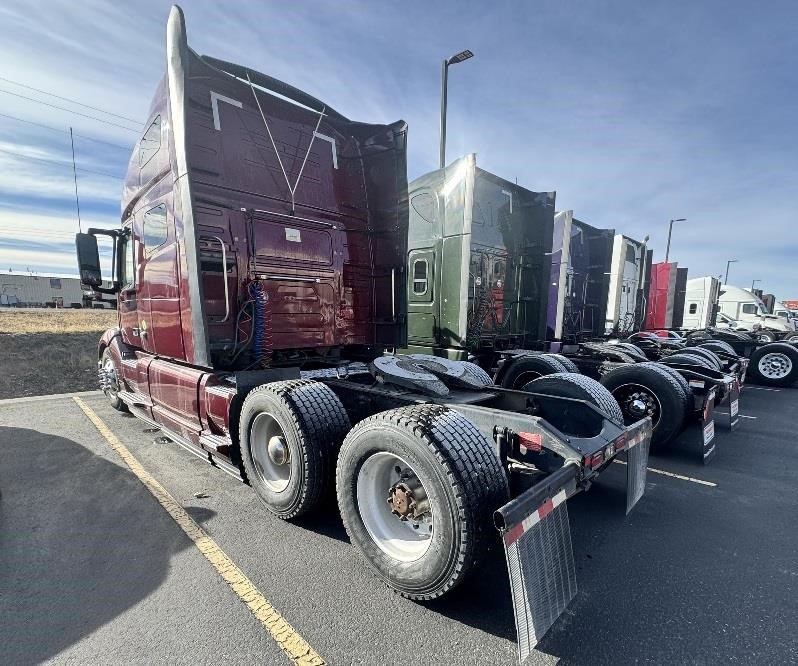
584;343;637;363
600;363;687;447
783;332;798;343
239;380;351;520
748;343;798;387
336;405;508;600
662;352;716;370
523;373;624;431
756;331;776;343
644;362;692;420
500;354;567;390
100;347;128;412
542;353;580;373
674;347;723;371
613;342;648;361
697;340;737;357
715;330;752;341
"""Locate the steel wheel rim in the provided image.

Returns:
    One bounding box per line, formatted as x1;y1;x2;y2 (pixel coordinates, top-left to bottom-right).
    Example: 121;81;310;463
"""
356;452;434;562
611;382;663;427
757;352;792;379
514;370;541;389
250;412;292;493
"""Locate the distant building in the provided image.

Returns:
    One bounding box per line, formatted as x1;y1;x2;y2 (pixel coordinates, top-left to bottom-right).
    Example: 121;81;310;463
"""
0;271;114;308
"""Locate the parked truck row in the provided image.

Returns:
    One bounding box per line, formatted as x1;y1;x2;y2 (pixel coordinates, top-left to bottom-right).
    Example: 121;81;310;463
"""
73;6;796;661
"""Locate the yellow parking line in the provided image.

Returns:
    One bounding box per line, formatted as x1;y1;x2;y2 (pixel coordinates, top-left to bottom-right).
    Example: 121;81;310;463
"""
73;397;325;666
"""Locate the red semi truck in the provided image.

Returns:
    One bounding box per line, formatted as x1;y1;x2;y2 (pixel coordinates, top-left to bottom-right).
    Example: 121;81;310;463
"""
75;6;652;658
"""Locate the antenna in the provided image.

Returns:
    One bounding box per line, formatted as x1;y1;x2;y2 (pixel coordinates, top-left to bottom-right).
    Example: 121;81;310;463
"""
69;127;82;233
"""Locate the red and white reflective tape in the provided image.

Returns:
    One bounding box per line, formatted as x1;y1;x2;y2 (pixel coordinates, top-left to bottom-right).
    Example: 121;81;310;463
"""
625;429;647;450
503;489;568;546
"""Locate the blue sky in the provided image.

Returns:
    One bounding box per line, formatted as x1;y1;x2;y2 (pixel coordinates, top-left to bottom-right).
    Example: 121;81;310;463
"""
0;0;796;298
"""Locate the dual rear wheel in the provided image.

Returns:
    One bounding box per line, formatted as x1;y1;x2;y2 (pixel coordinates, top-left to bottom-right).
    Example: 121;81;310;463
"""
238;382;508;599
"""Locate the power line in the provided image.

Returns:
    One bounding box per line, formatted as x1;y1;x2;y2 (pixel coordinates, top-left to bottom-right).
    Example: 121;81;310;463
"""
0;88;141;133
0;74;142;125
0;112;131;150
0;146;124;180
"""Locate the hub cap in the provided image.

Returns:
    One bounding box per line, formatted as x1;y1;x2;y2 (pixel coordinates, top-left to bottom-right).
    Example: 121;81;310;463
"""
757;352;792;379
356;452;433;562
250;413;291;492
100;357;120;397
612;383;662;427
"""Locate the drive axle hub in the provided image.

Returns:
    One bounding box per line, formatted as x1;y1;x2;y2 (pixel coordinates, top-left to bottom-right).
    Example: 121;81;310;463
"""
387;482;417;521
267;435;289;466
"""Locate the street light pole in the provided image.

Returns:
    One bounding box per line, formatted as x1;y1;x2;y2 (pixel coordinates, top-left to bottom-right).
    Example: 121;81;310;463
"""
439;49;474;169
724;259;737;284
664;217;686;263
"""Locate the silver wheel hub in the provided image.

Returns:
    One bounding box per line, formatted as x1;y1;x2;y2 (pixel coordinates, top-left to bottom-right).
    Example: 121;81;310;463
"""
758;352;792;379
356;452;434;562
267;435;289;466
613;383;663;427
250;413;292;493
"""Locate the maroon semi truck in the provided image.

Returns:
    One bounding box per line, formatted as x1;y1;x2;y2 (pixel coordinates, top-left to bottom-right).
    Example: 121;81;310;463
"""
75;6;651;658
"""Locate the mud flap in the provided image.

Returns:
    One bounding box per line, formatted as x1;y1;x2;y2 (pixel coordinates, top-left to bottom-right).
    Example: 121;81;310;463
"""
624;421;652;514
700;387;717;465
494;464;578;663
723;379;741;430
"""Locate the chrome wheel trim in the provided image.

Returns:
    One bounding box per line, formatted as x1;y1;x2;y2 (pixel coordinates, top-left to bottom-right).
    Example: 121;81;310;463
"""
612;382;663;427
250;412;292;493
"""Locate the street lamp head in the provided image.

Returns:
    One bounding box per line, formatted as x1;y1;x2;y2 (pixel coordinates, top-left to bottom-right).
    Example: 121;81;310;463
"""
674;217;687;222
447;49;474;65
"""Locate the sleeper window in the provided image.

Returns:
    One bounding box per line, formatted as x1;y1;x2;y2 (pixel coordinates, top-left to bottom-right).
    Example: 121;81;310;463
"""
412;259;428;295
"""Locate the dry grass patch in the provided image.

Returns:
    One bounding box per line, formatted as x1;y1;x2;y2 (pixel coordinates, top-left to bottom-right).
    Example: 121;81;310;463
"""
0;309;117;334
0;309;116;398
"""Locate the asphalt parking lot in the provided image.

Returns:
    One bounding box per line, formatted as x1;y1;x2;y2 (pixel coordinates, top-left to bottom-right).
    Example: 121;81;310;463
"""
1;385;796;665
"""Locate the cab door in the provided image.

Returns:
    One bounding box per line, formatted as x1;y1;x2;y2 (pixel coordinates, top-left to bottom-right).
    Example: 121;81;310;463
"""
140;202;184;360
407;248;436;347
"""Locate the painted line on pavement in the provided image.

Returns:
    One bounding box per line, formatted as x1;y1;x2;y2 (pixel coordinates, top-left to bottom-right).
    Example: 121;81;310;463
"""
614;459;717;487
73;397;325;666
744;386;781;392
715;411;757;419
0;390;100;405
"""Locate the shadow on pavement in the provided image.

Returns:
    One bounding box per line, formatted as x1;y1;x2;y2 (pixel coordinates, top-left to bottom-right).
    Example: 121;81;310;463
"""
0;426;208;665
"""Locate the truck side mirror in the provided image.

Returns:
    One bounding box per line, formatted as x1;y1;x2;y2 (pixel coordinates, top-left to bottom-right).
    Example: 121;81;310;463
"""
76;233;102;287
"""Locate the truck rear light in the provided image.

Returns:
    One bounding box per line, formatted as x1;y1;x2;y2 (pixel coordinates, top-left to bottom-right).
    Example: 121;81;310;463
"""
585;451;605;469
517;431;542;453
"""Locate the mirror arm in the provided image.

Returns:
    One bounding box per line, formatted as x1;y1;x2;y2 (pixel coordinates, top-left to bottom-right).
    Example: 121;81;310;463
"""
86;228;122;293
